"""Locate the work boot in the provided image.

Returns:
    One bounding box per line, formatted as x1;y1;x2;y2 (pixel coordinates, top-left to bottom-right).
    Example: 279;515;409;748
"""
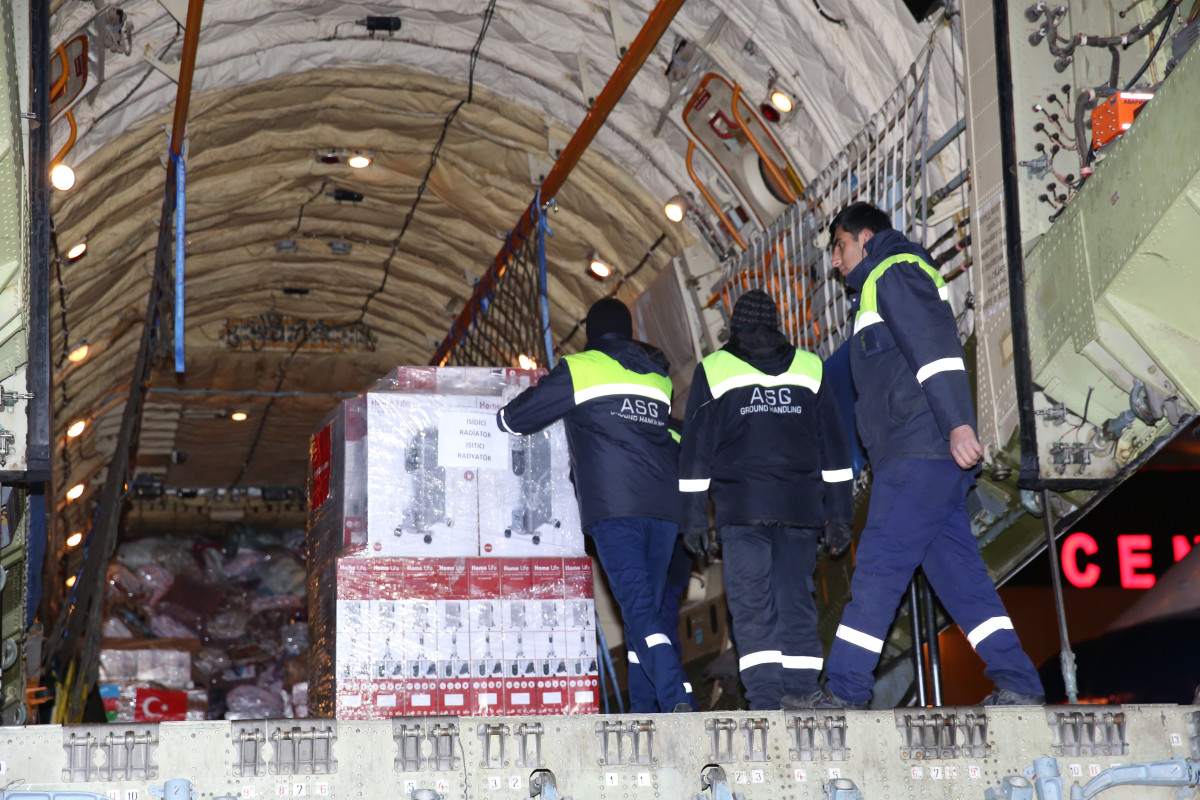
781;685;867;711
979;687;1045;706
672;703;695;713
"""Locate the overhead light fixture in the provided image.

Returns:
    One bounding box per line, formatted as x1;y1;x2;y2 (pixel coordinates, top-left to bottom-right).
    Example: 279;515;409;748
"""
329;188;364;203
357;15;402;35
587;253;612;280
517;353;538;370
66;238;88;260
66;483;85;500
231;411;249;422
67;419;87;438
66;575;77;588
67;341;89;363
51;163;76;191
329;241;352;255
761;68;794;123
67;532;83;547
316;149;376;168
275;239;298;252
663;194;688;223
770;90;794;113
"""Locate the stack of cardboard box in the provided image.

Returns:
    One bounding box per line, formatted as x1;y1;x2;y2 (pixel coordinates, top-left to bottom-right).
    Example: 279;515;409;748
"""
308;367;598;718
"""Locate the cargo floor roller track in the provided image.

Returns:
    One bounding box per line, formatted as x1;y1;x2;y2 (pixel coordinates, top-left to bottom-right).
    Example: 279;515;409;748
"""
1;706;1198;800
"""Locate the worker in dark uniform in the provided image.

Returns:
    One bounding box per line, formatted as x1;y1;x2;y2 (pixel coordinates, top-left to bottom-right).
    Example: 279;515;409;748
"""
627;536;695;711
791;202;1044;709
497;298;694;712
678;289;854;711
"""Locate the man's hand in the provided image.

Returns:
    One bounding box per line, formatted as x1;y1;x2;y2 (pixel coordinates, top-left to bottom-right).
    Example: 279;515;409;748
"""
949;424;983;469
682;529;710;560
822;522;853;557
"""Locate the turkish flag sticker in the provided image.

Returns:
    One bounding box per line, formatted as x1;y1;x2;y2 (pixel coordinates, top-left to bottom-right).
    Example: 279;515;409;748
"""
133;687;188;721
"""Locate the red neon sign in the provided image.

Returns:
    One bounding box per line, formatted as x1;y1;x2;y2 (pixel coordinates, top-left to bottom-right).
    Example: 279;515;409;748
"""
1061;532;1199;589
1062;532;1100;588
1116;534;1155;589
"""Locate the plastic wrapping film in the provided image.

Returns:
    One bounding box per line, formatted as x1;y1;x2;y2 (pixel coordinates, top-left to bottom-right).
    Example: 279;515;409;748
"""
307;366;584;566
99;648;192;687
309;557;599;719
632;259;700;417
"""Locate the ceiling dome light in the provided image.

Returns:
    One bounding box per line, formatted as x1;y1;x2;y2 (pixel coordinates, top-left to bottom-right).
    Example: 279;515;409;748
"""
67;532;83;547
587;254;612;280
770;89;794;114
66;575;77;588
329;240;352;255
231;411;249;422
67;342;89;363
664;195;688;223
347;153;372;169
67;419;87;438
51;163;77;191
517;354;537;370
66;483;85;500
66;239;88;260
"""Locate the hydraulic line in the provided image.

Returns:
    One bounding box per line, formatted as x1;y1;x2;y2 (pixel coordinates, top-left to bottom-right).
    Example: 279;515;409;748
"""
1041;0;1181;70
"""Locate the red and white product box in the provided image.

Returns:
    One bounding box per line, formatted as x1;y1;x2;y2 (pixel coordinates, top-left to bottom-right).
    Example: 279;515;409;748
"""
325;557;598;718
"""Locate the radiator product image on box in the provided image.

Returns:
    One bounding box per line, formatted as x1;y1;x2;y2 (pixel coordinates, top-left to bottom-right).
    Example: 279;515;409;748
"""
307;367;585;563
505;433;560;544
399;427;452;544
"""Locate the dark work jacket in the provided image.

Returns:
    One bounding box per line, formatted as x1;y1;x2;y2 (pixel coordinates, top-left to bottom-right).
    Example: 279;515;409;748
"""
677;326;854;535
496;333;679;529
844;228;975;464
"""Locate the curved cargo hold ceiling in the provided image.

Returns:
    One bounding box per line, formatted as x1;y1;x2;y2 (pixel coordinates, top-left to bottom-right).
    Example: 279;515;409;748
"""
47;0;959;530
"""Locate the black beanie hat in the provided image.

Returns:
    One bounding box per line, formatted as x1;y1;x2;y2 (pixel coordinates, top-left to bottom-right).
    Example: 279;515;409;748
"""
730;289;779;332
585;297;633;342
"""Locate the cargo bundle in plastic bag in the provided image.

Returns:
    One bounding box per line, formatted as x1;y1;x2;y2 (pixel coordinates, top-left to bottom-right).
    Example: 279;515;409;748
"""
100;529;310;720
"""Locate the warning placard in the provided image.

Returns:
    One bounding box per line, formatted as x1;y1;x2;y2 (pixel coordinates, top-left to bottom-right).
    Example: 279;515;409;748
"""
438;410;508;468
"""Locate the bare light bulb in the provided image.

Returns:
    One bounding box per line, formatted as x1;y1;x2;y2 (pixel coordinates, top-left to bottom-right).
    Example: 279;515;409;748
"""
588;258;612;279
51;163;76;191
